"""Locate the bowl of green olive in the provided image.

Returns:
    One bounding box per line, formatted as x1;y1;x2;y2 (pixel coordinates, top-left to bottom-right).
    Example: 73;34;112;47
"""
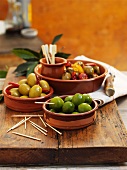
3;73;54;112
35;59;108;95
42;93;98;130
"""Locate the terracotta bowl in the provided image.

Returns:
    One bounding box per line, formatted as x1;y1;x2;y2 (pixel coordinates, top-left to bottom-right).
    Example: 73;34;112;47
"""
40;57;67;79
42;95;98;130
34;59;108;95
3;84;54;112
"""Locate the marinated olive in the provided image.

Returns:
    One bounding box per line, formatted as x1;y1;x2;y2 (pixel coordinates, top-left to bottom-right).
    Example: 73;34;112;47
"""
66;67;74;74
75;61;84;66
83;66;94;76
92;73;98;78
62;72;71;80
93;65;100;75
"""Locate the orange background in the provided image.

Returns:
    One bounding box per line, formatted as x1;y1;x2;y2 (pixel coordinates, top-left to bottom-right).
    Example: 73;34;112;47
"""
1;0;127;70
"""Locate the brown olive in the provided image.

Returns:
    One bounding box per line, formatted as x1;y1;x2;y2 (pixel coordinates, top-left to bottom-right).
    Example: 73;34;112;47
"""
83;66;94;76
92;73;98;78
93;65;100;75
62;72;71;80
75;61;84;66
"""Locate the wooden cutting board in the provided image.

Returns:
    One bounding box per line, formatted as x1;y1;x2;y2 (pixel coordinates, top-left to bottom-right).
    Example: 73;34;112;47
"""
0;67;127;166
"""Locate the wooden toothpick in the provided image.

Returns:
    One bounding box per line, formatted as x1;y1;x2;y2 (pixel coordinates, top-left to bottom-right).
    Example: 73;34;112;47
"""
12;132;42;142
30;122;47;136
46;123;62;135
38;115;47;127
7;117;31;133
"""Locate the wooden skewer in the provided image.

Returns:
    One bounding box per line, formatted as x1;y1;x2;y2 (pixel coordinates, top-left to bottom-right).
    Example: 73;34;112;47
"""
45;44;52;64
51;44;57;64
49;44;53;63
30;122;47;136
41;45;49;64
46;123;62;135
12;132;42;142
11;115;44;118
7;117;31;133
38;115;47;127
29;120;47;132
35;101;54;104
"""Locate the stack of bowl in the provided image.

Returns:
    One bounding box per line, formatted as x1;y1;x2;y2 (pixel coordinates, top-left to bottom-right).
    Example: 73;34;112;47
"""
35;57;108;95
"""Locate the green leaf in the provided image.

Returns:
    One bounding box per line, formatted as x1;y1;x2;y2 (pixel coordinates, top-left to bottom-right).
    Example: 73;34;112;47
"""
12;48;40;61
14;62;31;73
55;52;71;59
52;34;63;44
13;61;39;77
0;70;7;78
39;48;44;58
26;62;38;77
15;71;27;77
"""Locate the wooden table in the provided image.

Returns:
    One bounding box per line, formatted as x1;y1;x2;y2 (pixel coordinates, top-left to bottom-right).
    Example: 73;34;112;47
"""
0;34;43;70
0;34;43;54
0;69;127;170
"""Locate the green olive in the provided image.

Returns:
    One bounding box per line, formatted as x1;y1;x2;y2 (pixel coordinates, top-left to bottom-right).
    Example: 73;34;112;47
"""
20;95;29;98
18;83;31;96
10;88;20;97
41;93;46;97
18;78;27;85
39;80;50;92
27;73;37;87
29;85;42;98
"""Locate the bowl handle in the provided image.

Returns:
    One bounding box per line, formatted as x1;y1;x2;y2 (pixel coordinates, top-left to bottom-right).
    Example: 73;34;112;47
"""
94;99;104;107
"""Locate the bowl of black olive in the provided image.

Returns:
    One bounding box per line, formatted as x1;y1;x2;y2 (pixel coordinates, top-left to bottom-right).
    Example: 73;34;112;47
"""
34;59;108;95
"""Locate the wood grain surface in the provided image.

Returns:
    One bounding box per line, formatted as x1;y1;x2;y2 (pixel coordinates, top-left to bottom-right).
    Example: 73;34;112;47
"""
0;67;127;166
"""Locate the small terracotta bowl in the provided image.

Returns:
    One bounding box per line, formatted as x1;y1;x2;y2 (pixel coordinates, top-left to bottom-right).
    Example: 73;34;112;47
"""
40;57;67;79
3;84;54;112
35;59;108;95
42;95;98;130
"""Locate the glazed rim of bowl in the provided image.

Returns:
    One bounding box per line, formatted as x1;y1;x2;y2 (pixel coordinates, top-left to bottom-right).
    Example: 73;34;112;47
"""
35;61;108;82
40;57;67;66
3;84;54;101
42;98;98;117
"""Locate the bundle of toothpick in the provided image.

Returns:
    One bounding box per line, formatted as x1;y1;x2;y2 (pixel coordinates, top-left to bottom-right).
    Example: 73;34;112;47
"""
41;44;57;64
